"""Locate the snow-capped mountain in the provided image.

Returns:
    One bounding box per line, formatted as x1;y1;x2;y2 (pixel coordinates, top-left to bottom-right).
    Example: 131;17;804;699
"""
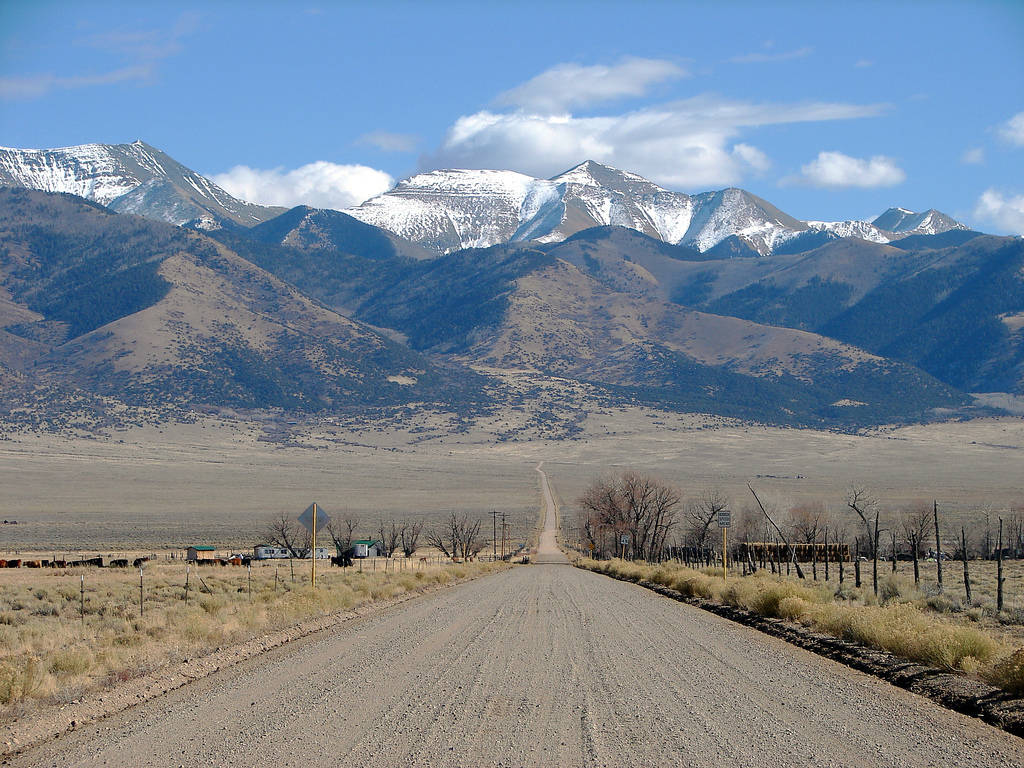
346;160;966;256
0;142;969;257
0;141;283;229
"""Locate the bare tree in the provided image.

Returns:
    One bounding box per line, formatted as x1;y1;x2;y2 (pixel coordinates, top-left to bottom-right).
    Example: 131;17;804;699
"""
686;487;728;553
578;474;627;558
378;519;401;558
790;501;827;580
426;512;485;560
748;485;805;579
900;502;932;585
326;515;360;566
265;511;311;559
577;470;679;561
847;484;883;596
400;520;424;557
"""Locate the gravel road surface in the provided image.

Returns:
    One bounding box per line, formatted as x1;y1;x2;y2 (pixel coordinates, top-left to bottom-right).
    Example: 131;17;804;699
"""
10;467;1021;767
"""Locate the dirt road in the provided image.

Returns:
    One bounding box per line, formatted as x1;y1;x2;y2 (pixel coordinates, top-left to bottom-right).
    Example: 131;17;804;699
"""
11;473;1022;767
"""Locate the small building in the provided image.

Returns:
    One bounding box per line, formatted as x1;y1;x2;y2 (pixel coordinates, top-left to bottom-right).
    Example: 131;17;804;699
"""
351;540;383;559
254;544;291;559
186;545;217;561
253;544;331;559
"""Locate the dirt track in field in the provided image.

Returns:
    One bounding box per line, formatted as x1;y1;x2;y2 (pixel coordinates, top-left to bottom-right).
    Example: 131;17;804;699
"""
8;468;1022;767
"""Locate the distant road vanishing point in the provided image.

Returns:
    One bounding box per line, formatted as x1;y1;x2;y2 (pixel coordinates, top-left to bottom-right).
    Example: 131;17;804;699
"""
13;467;1022;767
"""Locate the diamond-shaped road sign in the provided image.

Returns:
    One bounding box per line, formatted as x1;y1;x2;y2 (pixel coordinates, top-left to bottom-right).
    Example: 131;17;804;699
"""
298;503;330;534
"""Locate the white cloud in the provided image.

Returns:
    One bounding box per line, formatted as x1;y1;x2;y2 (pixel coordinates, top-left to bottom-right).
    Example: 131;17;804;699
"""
426;95;887;189
996;111;1024;146
973;189;1024;234
784;151;905;189
494;57;688;115
961;147;985;165
211;162;394;209
732;143;771;174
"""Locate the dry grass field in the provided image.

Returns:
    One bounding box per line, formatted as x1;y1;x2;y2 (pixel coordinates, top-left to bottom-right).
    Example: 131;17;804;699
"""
0;558;506;714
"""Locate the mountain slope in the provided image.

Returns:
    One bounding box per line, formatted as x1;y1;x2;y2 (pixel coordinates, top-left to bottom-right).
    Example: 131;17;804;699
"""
246;205;434;261
0;141;283;229
333;238;966;427
0;188;474;411
669;233;1024;395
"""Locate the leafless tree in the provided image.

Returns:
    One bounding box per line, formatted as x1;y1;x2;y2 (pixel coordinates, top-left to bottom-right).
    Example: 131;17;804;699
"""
847;484;882;595
426;512;485;560
748;485;805;579
1009;508;1024;558
577;470;679;560
790;501;827;579
400;520;424;557
900;502;932;585
265;511;310;559
686;487;728;553
326;515;360;566
378;519;401;558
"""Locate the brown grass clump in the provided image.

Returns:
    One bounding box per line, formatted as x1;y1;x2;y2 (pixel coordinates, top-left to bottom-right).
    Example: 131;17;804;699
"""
983;648;1024;695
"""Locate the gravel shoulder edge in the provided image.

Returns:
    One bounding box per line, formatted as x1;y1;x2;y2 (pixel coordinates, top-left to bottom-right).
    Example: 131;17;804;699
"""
589;568;1024;740
0;570;502;758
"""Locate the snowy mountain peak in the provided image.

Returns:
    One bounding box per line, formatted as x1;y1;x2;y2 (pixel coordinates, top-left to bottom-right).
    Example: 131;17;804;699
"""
0;141;282;228
871;207;967;235
346;162;969;256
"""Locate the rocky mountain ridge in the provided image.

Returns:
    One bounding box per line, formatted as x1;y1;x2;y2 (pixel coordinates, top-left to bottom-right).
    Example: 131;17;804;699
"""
345;160;968;256
0;142;967;258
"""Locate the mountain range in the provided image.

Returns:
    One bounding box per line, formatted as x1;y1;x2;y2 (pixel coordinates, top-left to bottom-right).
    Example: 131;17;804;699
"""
0;141;1020;433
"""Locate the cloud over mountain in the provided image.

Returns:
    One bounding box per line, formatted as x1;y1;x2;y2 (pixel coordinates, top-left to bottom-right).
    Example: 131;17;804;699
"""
974;189;1024;234
212;161;394;210
785;151;905;189
426;84;888;190
493;57;688;114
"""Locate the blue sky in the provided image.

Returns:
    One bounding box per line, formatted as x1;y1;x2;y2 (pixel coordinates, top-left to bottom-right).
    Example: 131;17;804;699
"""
2;0;1023;233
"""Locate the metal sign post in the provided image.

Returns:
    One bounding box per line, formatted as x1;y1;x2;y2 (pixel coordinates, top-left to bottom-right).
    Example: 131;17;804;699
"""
718;509;731;580
298;503;330;587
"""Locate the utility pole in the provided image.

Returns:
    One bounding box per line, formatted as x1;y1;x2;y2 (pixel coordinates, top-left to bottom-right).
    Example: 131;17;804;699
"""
501;512;508;561
492;510;498;562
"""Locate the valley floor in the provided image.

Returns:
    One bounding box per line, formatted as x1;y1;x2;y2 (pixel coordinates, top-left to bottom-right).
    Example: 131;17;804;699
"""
0;395;1020;552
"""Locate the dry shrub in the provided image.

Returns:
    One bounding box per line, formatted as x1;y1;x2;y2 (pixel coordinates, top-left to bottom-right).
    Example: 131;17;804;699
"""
47;649;92;677
777;596;813;624
671;573;715;600
748;581;819;618
0;658;41;705
982;649;1024;695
